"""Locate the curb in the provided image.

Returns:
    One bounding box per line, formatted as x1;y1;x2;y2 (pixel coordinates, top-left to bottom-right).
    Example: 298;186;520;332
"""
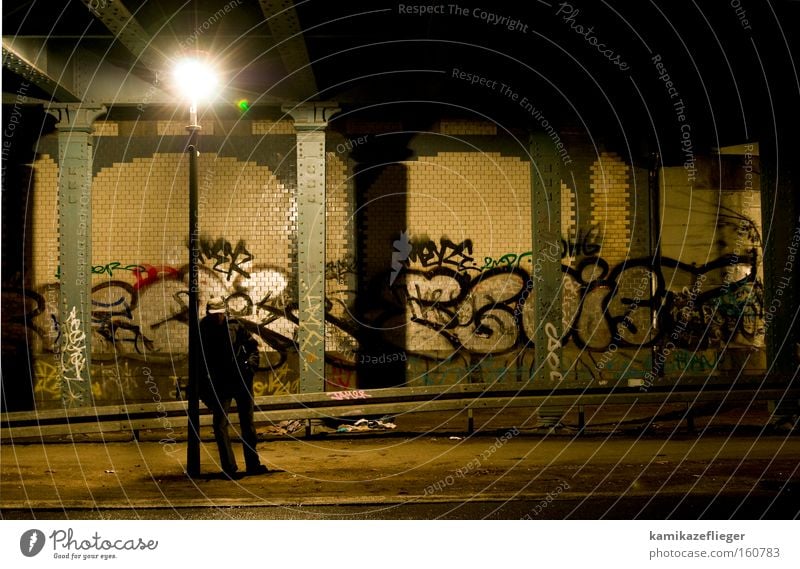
0;490;780;511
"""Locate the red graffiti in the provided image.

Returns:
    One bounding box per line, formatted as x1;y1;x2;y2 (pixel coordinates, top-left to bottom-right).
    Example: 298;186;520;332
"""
132;265;181;290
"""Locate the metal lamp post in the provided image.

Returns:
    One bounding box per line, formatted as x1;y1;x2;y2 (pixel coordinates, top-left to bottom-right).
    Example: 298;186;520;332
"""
173;57;217;477
186;101;201;477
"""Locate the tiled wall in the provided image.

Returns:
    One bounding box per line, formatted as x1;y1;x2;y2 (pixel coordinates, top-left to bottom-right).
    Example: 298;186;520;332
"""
3;119;767;406
30;155;59;289
364;151;532;280
251;120;295;135
590;152;630;266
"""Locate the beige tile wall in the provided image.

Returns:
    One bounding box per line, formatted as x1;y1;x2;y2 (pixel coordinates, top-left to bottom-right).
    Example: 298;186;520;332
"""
30;155;59;288
590;152;630;266
364;151;533;278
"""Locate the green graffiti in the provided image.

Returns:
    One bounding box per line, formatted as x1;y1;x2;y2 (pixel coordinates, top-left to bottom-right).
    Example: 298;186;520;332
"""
55;262;146;279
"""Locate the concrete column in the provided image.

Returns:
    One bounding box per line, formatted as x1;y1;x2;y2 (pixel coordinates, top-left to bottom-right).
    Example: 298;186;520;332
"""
46;104;106;407
283;103;340;393
529;132;563;384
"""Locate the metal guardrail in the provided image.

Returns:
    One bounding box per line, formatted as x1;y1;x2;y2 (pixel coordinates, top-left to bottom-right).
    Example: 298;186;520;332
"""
2;384;798;440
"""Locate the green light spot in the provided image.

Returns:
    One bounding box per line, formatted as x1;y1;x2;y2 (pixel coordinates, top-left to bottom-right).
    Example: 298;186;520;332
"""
237;99;250;111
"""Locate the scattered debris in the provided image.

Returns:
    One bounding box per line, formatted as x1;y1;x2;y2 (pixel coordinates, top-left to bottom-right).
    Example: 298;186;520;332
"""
336;418;396;432
259;420;305;436
449;436;463;441
104;470;115;474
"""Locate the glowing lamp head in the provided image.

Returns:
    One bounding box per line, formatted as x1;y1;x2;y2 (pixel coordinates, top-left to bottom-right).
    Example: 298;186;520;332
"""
173;58;219;103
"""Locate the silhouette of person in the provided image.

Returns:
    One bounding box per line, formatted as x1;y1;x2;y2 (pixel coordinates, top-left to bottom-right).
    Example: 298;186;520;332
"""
198;297;268;478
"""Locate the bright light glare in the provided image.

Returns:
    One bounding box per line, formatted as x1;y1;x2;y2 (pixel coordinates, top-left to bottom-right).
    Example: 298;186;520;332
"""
173;58;219;102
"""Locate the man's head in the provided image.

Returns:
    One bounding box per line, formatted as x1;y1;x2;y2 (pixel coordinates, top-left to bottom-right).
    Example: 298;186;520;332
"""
206;296;226;315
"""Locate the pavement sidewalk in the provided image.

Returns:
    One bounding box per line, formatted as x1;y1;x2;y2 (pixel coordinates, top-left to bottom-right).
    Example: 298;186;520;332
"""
2;405;798;517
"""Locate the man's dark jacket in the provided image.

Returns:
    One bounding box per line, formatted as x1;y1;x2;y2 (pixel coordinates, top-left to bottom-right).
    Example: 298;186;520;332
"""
198;314;258;402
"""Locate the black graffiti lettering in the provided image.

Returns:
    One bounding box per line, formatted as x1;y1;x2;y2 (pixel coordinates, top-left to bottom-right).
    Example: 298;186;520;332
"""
440;238;475;271
7;220;766;400
407;237;477;271
561;226;602;258
198;237;253;280
325;255;357;284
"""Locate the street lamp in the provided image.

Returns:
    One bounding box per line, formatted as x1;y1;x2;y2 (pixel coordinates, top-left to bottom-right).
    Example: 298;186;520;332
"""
174;58;219;127
173;56;218;477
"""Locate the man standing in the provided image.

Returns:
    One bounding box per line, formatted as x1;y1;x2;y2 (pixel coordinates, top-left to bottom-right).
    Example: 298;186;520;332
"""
198;297;268;478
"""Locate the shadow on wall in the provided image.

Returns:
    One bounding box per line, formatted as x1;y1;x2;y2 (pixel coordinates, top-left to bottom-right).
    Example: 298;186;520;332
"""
350;126;415;389
1;108;41;410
